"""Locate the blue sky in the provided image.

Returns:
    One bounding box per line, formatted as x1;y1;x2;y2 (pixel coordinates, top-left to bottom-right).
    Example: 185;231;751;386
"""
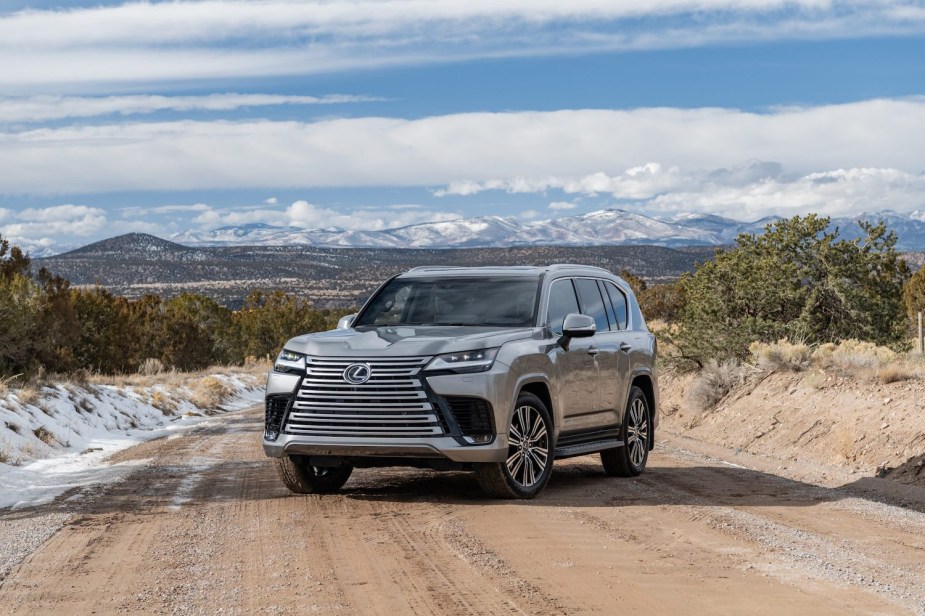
0;1;924;253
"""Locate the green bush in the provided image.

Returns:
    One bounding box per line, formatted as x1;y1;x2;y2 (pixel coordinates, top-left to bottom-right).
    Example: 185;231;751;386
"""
674;215;909;367
0;233;350;377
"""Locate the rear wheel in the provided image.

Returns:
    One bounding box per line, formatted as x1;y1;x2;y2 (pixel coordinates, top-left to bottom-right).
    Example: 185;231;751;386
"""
275;456;353;494
476;392;553;499
601;386;650;477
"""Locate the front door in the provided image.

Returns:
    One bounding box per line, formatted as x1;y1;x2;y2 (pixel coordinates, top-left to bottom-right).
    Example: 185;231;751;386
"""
545;278;602;432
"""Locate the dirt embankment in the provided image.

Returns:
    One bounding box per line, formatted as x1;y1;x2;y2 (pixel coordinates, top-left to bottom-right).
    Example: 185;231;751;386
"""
659;369;925;487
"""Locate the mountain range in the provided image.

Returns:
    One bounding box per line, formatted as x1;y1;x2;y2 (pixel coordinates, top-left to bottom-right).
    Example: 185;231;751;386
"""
166;209;925;251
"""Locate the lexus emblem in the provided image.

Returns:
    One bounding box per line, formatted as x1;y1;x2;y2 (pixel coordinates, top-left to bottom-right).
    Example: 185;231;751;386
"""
343;363;372;385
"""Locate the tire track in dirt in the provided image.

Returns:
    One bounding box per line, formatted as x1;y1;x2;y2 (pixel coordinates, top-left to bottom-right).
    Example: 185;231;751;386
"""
2;407;924;615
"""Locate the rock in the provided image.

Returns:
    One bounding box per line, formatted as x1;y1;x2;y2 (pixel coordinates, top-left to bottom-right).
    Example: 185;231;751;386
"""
883;397;892;404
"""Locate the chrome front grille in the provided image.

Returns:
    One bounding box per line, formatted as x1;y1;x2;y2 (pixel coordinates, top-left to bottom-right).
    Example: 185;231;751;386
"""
284;356;444;438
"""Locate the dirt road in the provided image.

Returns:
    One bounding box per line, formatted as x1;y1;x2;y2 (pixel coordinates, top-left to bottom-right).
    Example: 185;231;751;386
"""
2;407;924;615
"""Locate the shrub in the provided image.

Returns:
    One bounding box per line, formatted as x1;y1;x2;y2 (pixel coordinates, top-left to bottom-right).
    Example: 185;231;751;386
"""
33;426;55;445
138;358;165;376
749;339;812;372
190;376;232;409
17;386;40;406
812;339;898;370
877;365;914;384
674;215;909;366
688;359;743;411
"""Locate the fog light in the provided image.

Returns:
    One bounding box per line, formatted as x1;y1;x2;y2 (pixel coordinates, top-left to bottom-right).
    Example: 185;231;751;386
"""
264;429;279;441
463;434;494;445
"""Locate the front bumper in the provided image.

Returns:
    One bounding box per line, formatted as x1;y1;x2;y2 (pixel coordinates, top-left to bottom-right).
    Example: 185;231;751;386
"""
262;362;514;463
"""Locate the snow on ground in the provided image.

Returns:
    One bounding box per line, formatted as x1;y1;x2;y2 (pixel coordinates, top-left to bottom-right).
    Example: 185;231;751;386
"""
0;372;263;510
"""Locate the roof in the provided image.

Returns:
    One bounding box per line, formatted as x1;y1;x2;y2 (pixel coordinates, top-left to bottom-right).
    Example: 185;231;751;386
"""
400;264;615;278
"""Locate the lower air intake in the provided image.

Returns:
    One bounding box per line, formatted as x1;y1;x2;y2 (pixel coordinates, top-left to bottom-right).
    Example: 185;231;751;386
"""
443;396;494;436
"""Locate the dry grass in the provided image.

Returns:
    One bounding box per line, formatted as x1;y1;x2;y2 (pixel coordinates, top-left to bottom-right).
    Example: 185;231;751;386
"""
150;391;178;416
750;339;812;372
33;426;55;445
688;359;743;412
812;340;898;370
190;376;232;410
876;365;914;384
0;440;10;465
17;386;41;406
138;358;166;376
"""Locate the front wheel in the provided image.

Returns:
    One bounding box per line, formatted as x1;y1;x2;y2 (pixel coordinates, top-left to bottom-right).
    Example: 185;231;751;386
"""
274;456;353;494
476;392;553;499
601;386;650;477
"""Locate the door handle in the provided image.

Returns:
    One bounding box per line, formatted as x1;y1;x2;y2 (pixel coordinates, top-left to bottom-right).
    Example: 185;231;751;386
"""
619;342;632;352
587;346;599;356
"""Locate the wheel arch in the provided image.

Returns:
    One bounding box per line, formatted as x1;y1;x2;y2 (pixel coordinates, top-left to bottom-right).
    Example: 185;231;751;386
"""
514;377;556;433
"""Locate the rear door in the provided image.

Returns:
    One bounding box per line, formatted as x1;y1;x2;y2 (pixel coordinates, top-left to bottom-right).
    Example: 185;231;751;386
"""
599;280;632;419
545;278;601;431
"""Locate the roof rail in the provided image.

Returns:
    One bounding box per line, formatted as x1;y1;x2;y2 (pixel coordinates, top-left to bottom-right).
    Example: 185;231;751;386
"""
546;263;614;274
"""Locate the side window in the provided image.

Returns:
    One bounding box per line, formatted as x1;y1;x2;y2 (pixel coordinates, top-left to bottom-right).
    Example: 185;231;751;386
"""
605;282;628;330
574;278;609;334
545;279;580;335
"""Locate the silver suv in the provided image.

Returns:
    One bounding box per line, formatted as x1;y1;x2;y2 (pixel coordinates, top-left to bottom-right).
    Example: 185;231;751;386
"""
263;264;658;499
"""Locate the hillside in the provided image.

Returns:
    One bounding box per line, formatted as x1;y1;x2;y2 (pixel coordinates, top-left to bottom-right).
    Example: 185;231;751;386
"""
37;237;717;308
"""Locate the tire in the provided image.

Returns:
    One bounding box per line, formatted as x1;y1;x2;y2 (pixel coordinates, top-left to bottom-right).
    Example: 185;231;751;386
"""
601;386;650;477
274;455;353;494
476;392;553;499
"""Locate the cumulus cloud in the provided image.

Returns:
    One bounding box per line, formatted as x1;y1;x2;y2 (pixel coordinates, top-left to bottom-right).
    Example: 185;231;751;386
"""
1;204;108;248
548;201;578;210
0;94;383;123
1;99;922;197
1;1;922;88
445;164;925;220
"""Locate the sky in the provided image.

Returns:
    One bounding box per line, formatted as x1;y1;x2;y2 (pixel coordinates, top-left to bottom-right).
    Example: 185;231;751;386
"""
1;0;924;254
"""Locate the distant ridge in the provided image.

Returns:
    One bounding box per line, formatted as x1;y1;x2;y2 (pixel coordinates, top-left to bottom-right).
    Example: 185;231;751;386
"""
59;233;206;261
164;208;925;252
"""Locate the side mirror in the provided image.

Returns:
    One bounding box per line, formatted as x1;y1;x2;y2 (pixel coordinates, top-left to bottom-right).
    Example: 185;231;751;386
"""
337;313;357;329
562;313;595;338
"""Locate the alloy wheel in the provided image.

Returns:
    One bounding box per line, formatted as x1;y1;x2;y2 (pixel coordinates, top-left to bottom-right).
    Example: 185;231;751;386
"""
506;405;550;487
626;397;649;468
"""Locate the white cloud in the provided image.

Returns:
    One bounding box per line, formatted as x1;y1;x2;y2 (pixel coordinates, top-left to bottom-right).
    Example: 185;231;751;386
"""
1;99;923;197
2;204;108;245
285;201;459;231
0;94;382;123
263;197;278;205
548;201;578;210
519;209;541;220
150;203;212;214
0;1;922;89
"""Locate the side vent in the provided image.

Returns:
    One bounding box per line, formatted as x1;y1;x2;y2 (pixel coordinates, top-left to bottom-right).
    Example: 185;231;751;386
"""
265;395;290;441
442;396;494;436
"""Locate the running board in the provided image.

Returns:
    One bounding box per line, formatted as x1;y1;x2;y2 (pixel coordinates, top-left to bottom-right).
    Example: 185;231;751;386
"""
554;439;624;460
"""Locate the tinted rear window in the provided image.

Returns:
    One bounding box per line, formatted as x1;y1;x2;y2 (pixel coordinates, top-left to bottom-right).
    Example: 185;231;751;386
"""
574;278;609;334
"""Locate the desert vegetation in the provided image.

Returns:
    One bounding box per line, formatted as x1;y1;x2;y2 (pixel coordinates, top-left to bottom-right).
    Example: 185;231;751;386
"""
0;233;349;380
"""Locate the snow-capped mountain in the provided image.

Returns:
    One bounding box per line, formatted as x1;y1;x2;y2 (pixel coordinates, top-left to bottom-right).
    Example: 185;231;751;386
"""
169;209;772;249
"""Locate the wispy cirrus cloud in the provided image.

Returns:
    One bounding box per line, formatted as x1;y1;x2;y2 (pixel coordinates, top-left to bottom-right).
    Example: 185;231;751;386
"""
0;93;383;123
1;1;923;90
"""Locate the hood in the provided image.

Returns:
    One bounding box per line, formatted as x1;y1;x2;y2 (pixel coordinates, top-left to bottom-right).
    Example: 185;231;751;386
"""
284;325;537;358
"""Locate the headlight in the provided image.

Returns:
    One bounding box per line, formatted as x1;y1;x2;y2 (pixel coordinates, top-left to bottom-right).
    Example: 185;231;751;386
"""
424;348;498;373
274;349;306;373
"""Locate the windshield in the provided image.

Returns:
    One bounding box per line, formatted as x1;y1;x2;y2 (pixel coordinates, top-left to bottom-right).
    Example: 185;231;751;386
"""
354;276;540;327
